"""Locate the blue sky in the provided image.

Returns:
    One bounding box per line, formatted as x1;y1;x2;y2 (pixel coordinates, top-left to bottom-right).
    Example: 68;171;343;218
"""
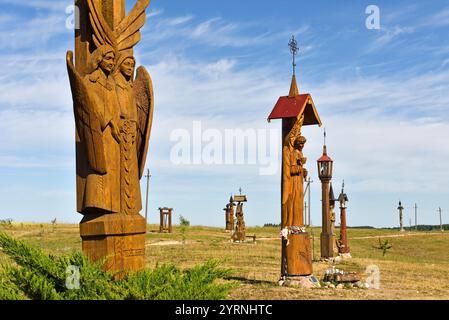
0;0;449;228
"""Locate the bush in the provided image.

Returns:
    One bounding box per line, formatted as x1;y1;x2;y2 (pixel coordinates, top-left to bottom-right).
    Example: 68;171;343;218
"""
0;232;234;300
0;219;13;229
179;216;190;227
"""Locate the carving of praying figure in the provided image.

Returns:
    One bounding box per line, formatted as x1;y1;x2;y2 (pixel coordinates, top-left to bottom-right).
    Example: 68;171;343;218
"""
282;116;306;228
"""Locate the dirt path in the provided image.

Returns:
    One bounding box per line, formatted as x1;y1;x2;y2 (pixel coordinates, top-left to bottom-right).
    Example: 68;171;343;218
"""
251;232;448;242
146;240;189;246
352;232;448;240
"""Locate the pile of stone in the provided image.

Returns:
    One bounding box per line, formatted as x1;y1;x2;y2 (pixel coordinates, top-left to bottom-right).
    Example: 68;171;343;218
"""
279;275;321;288
322;267;368;289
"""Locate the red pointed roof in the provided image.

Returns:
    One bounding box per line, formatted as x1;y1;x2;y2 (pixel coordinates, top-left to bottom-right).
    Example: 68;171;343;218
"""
267;75;322;126
318;146;333;162
317;153;333;162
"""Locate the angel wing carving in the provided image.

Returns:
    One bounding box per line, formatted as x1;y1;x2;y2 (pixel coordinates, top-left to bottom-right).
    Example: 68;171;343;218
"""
134;66;154;179
66;51;107;174
84;0;153;178
87;0;150;53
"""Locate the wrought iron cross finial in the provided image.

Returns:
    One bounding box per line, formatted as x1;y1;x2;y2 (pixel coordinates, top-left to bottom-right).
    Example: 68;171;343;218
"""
288;35;299;75
324;128;327;146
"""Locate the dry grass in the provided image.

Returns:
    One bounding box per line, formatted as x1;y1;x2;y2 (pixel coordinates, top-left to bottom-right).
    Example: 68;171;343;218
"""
1;223;448;300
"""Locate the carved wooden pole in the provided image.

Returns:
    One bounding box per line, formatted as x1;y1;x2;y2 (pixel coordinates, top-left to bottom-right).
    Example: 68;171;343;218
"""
398;201;405;232
318;143;334;259
169;208;173;233
339;206;349;253
268;36;322;282
229;199;235;231
144;169;151;225
320;178;332;258
338;183;350;255
69;0;154;276
159;208;163;233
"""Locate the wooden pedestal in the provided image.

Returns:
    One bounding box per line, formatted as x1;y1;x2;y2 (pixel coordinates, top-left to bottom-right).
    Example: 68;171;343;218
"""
282;233;313;276
235;230;246;242
80;213;146;276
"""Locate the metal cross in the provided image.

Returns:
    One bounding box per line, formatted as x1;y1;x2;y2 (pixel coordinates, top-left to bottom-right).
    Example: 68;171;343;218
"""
288;35;299;75
239;187;242;195
324;128;327;146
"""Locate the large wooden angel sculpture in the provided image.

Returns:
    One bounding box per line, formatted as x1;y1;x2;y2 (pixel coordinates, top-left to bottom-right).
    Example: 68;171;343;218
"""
67;0;154;217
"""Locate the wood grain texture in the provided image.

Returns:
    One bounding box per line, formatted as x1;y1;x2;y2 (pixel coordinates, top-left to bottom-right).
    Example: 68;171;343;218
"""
69;0;153;274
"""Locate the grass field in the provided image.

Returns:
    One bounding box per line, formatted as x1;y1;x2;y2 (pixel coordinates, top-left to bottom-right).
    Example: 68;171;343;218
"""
1;222;448;300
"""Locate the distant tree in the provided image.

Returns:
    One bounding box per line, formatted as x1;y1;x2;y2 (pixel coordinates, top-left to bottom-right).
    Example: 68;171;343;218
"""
179;216;190;227
263;223;281;228
179;216;190;245
0;219;13;229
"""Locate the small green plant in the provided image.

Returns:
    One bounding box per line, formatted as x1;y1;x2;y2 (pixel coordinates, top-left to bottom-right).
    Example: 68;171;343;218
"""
374;237;392;257
51;219;57;232
39;224;45;236
180;216;190;227
179;216;190;245
0;232;234;300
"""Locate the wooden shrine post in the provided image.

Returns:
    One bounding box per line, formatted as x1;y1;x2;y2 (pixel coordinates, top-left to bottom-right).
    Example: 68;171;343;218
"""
69;0;154;276
159;208;173;233
232;195;247;242
267;36;322;279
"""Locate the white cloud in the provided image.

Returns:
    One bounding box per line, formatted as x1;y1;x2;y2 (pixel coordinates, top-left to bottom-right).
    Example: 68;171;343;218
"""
191;17;223;38
422;7;449;27
164;15;194;26
0;0;70;11
0;13;69;51
365;26;414;52
148;8;164;18
143;13;310;49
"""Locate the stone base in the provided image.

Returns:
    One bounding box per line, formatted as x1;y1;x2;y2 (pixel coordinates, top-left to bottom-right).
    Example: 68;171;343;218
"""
324;272;360;283
339;252;352;259
279;275;321;288
80;213;146;277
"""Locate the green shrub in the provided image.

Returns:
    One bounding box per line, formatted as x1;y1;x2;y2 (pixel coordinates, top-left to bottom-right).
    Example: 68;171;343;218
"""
0;232;234;300
374;237;393;257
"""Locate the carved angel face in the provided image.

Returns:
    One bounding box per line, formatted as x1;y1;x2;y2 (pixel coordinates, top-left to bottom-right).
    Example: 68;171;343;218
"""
120;58;135;78
294;136;306;150
100;52;115;74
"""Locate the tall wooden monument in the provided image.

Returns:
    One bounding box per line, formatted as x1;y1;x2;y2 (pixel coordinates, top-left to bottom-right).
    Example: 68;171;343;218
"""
268;36;322;279
338;182;351;257
67;0;154;274
317;133;334;259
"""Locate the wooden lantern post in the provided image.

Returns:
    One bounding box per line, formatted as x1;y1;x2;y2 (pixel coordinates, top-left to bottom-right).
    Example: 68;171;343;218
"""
317;140;334;259
338;182;350;256
329;183;337;253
